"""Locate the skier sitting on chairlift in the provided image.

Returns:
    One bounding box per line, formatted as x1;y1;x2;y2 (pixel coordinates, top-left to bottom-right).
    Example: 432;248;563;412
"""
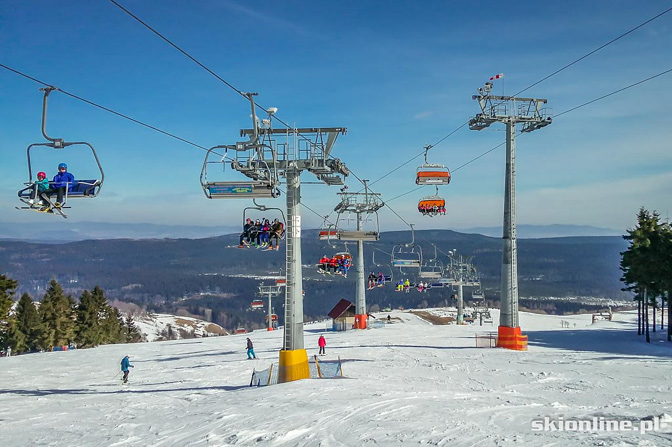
269;218;283;250
239;218;253;248
368;272;377;289
377;272;385;287
318;255;330;273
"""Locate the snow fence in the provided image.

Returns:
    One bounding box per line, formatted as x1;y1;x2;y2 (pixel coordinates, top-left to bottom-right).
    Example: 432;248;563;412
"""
250;355;344;386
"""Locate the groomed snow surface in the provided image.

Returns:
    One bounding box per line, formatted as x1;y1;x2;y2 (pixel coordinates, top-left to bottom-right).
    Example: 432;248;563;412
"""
2;310;671;446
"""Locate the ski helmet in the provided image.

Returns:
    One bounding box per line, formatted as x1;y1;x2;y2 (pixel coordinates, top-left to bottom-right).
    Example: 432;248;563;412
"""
37;171;46;179
58;163;67;170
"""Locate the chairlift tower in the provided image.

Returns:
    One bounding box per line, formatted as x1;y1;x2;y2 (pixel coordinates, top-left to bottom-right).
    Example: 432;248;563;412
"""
334;180;383;329
469;81;551;350
209;93;350;382
446;251;480;324
257;282;284;331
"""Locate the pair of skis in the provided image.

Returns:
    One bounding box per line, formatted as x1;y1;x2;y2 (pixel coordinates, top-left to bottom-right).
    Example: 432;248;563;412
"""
16;197;67;218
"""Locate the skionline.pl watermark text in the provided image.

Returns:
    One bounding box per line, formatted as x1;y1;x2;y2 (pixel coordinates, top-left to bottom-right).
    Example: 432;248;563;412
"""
531;416;669;434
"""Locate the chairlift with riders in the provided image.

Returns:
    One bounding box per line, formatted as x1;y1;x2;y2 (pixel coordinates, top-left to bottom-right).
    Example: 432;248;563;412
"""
16;87;104;218
238;199;286;250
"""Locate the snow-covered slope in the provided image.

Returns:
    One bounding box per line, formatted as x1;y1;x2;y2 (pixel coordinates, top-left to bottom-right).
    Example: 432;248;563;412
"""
134;313;228;341
1;310;670;446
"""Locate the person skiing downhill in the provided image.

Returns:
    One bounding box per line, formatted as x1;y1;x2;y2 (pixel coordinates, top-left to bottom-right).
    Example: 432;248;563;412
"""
246;338;256;359
121;355;134;383
318;335;326;355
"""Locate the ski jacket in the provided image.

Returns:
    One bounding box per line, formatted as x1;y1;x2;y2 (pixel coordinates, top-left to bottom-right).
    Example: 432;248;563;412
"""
319;256;330;265
242;223;252;234
36;178;50;192
52;171;75;191
246;339;253;350
271;222;284;235
121;356;132;372
318;336;326;347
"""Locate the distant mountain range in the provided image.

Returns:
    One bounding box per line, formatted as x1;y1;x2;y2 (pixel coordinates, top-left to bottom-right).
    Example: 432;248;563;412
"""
0;221;621;242
457;224;622;239
0;221;238;242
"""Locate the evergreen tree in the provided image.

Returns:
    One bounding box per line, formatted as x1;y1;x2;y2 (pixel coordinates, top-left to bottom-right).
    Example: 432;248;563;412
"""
39;280;77;350
621;208;670;343
124;314;143;343
100;306;125;344
76;288;107;348
0;274;18;349
13;293;42;353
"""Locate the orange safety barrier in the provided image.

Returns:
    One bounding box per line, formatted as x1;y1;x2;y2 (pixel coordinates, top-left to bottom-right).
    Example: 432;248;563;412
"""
497;326;528;351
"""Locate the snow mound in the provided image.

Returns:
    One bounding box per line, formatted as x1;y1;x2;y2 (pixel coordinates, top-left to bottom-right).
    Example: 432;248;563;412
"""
134;313;228;342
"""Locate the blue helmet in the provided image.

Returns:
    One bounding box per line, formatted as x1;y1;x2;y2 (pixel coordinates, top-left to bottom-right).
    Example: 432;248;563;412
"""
58;163;67;170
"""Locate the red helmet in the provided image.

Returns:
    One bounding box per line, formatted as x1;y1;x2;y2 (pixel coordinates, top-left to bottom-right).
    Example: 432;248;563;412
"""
37;172;46;179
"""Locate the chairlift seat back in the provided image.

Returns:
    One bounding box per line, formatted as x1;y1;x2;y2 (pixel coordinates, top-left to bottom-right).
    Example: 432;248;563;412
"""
392;259;421;268
337;230;380;241
205;181;276;199
418;198;445;208
416;170;451;185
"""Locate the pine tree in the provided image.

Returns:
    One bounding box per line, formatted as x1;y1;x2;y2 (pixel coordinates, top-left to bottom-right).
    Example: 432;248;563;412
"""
39;280;77;350
621;208;670;343
76;288;107;348
13;293;42;353
100;306;125;344
124;314;143;343
0;274;19;350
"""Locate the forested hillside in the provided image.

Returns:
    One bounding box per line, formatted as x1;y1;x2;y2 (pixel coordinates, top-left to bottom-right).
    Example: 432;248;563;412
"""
0;229;630;331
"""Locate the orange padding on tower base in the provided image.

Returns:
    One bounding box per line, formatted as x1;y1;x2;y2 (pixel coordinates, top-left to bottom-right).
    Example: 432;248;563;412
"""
497;326;528;351
354;314;368;329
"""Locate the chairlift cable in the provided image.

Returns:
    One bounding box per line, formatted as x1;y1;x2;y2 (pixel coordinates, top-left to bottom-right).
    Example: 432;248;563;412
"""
384;66;672;207
360;6;672;191
108;0;340;157
0;63;228;158
554;67;672;117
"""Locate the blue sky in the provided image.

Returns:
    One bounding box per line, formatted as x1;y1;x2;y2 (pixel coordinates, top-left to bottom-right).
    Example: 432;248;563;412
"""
1;0;671;232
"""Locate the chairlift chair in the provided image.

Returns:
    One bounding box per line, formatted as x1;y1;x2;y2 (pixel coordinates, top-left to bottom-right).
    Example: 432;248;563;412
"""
391;225;422;270
416;145;451;185
17;87;104;217
240;199;286;248
200;93;280;199
250;299;264;310
417;186;446;217
201;146;279;199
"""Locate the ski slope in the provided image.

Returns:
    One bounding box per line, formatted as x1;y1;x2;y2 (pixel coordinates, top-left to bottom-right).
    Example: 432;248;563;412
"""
1;310;670;446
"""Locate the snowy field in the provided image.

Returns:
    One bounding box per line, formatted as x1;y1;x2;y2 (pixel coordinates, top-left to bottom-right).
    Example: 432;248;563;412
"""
1;309;671;446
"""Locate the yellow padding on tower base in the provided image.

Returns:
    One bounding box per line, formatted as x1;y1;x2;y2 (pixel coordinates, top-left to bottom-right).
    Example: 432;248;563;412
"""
278;349;310;383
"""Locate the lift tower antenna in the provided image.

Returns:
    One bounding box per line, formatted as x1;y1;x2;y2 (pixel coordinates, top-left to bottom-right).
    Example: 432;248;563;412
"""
469;80;551;350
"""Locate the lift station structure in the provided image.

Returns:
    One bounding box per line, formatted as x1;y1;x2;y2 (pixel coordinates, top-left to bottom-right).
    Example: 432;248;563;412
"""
469;81;552;350
202;93;349;382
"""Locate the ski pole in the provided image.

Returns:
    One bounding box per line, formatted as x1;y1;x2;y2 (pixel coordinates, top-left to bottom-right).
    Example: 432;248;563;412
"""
112;371;122;381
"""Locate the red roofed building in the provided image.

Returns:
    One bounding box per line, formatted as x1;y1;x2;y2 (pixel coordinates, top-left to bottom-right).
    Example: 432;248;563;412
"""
328;299;355;331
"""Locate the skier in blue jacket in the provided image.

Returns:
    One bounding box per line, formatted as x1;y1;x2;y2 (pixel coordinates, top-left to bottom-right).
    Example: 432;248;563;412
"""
121;355;134;383
40;162;75;210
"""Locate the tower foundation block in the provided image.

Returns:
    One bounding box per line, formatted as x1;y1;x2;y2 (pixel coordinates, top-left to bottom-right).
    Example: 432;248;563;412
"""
497;326;528;351
278;349;310;383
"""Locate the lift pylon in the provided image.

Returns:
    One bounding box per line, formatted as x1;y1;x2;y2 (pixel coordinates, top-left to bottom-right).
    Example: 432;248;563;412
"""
469;80;551;350
210;94;350;382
